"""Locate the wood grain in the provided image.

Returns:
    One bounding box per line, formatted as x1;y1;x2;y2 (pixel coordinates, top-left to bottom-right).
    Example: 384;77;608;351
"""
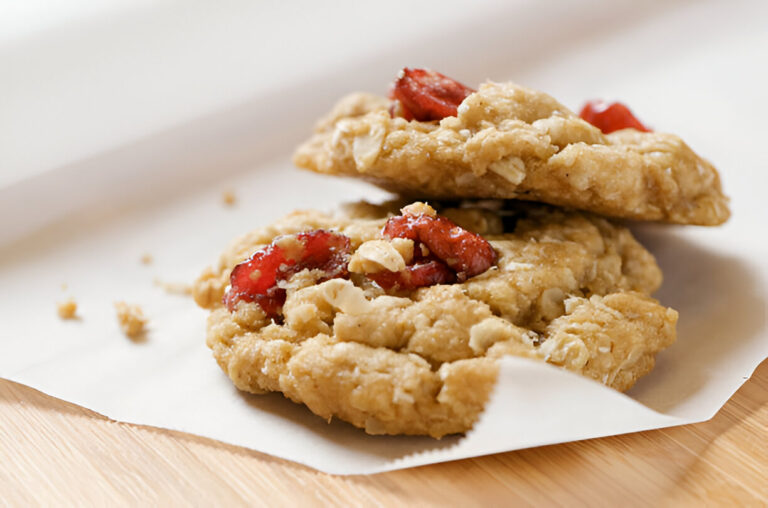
1;360;766;507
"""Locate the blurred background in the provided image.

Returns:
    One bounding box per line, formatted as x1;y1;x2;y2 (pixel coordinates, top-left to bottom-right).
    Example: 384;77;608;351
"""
1;0;766;243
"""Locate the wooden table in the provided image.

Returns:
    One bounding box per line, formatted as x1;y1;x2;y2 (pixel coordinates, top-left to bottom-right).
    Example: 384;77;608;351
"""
1;359;766;506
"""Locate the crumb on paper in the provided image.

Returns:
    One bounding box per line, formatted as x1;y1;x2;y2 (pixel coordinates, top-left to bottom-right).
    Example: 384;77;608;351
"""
154;278;193;297
222;190;237;206
140;253;153;265
57;299;78;320
114;302;147;338
61;283;68;291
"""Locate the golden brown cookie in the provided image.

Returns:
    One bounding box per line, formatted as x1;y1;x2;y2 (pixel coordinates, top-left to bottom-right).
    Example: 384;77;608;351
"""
293;81;729;225
194;201;677;437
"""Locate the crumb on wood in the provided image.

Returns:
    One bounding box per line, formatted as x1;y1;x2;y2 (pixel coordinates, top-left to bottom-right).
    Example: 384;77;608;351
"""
154;278;193;297
114;301;147;338
222;190;237;207
140;253;153;265
57;299;78;320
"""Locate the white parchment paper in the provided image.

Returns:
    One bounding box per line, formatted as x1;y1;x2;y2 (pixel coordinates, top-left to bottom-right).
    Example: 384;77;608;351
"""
1;0;766;475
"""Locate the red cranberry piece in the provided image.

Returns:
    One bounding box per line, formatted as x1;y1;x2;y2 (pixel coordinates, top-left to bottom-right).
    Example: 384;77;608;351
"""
389;68;475;121
368;260;456;291
579;100;651;134
224;230;351;318
382;212;496;279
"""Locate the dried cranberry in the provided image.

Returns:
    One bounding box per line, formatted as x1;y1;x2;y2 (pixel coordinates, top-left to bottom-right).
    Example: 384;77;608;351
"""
224;230;351;318
389;68;475;121
382;212;496;279
368;208;495;290
579;100;651;134
368;260;456;290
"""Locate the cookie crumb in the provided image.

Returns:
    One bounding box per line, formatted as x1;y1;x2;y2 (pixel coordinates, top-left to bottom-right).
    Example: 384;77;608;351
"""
57;299;78;320
154;278;193;296
61;283;68;290
140;253;153;265
222;190;237;207
114;302;147;338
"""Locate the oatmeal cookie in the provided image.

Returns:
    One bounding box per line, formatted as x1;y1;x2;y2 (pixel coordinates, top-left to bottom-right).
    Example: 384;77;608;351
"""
293;81;729;225
194;201;677;437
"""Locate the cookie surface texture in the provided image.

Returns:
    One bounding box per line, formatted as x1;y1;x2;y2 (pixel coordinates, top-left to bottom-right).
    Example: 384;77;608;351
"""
194;202;677;437
293;82;729;225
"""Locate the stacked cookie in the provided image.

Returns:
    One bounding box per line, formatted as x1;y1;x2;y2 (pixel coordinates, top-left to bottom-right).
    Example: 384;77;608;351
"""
194;69;729;437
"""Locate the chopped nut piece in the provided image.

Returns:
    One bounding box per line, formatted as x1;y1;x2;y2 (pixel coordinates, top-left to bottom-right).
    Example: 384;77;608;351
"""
114;302;147;338
140;253;153;265
390;238;414;265
488;156;526;185
57;299;78;320
348;240;410;274
401;202;436;217
351;123;386;171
